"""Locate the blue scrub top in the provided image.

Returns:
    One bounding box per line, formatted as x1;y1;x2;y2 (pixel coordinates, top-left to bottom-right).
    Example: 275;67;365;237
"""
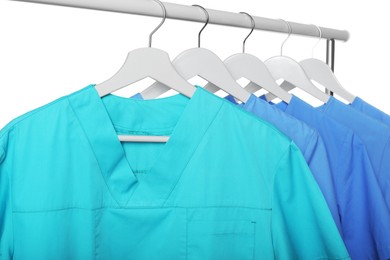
316;96;390;207
225;94;340;232
0;85;349;259
273;94;390;260
350;96;390;127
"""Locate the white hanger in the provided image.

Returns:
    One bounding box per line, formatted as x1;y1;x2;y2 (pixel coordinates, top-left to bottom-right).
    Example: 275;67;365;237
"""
277;25;355;103
141;5;251;103
94;0;196;143
203;12;292;103
265;80;295;101
264;19;330;103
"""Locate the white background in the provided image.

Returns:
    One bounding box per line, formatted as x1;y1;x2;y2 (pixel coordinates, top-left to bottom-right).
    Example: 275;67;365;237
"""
1;0;390;128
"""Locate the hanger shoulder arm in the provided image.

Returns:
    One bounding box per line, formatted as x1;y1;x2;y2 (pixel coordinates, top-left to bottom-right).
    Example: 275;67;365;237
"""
300;59;356;103
265;56;329;103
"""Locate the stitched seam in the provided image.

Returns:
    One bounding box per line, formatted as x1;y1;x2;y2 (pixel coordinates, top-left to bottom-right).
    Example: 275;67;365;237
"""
0;129;16;258
185;208;188;260
113;123;175;133
316;257;351;260
66;96;121;207
378;135;390;175
94;210;98;260
8;137;15;259
200;88;292;144
233;99;290;139
210;232;254;236
337;131;354;207
13;205;272;213
0;96;67;140
0;146;5;164
252;221;256;260
11;170;14;259
302;130;317;160
133;170;148;174
114;129;173;135
162;102;224;206
271;143;291;206
271;143;292;259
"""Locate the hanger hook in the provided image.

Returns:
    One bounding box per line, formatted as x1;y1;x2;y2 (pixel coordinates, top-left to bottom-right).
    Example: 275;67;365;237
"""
149;0;167;48
311;24;322;58
279;19;292;56
239;12;255;53
192;4;209;48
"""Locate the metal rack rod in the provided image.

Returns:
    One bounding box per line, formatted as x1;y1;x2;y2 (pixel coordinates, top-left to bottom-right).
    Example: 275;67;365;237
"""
10;0;349;41
326;39;336;95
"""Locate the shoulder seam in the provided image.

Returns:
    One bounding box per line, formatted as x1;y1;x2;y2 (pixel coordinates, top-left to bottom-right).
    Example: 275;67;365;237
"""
272;140;294;196
378;135;390;174
0;96;68;141
0;145;5;164
302;129;317;160
223;97;293;142
270;140;293;255
275;140;294;170
187;88;293;143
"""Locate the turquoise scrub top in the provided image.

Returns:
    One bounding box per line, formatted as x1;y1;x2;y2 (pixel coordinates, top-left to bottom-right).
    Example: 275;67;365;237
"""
0;84;349;259
224;94;340;232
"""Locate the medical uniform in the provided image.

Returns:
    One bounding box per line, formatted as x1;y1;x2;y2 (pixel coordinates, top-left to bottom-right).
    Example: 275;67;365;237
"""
0;85;349;259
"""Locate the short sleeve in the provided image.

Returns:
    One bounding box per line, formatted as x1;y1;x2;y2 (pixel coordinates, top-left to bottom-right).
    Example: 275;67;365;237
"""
272;142;349;260
0;144;13;259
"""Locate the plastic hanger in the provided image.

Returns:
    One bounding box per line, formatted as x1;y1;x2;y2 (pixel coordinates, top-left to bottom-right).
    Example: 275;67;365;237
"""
95;0;196;143
267;25;356;102
203;12;292;103
276;25;356;103
265;81;295;102
141;5;251;103
264;19;330;103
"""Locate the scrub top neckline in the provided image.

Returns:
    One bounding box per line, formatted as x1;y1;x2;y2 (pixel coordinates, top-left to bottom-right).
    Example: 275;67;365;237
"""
67;84;223;207
350;96;362;107
313;95;336;112
268;94;313;114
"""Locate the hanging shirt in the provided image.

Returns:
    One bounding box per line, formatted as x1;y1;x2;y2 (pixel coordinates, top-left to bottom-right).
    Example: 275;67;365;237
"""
0;84;349;260
134;93;341;232
350;96;390;127
316;96;390;207
220;95;340;232
271;94;390;260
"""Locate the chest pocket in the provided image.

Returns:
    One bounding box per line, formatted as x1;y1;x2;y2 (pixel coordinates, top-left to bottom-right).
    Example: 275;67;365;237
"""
187;220;256;260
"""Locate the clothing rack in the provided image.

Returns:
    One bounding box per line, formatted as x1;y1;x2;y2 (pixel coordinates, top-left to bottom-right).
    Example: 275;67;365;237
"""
10;0;346;89
10;0;349;41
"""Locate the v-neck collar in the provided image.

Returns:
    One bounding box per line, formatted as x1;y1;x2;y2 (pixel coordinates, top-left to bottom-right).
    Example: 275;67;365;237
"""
271;94;307;114
314;95;337;112
224;93;260;110
67;84;224;207
350;96;363;109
